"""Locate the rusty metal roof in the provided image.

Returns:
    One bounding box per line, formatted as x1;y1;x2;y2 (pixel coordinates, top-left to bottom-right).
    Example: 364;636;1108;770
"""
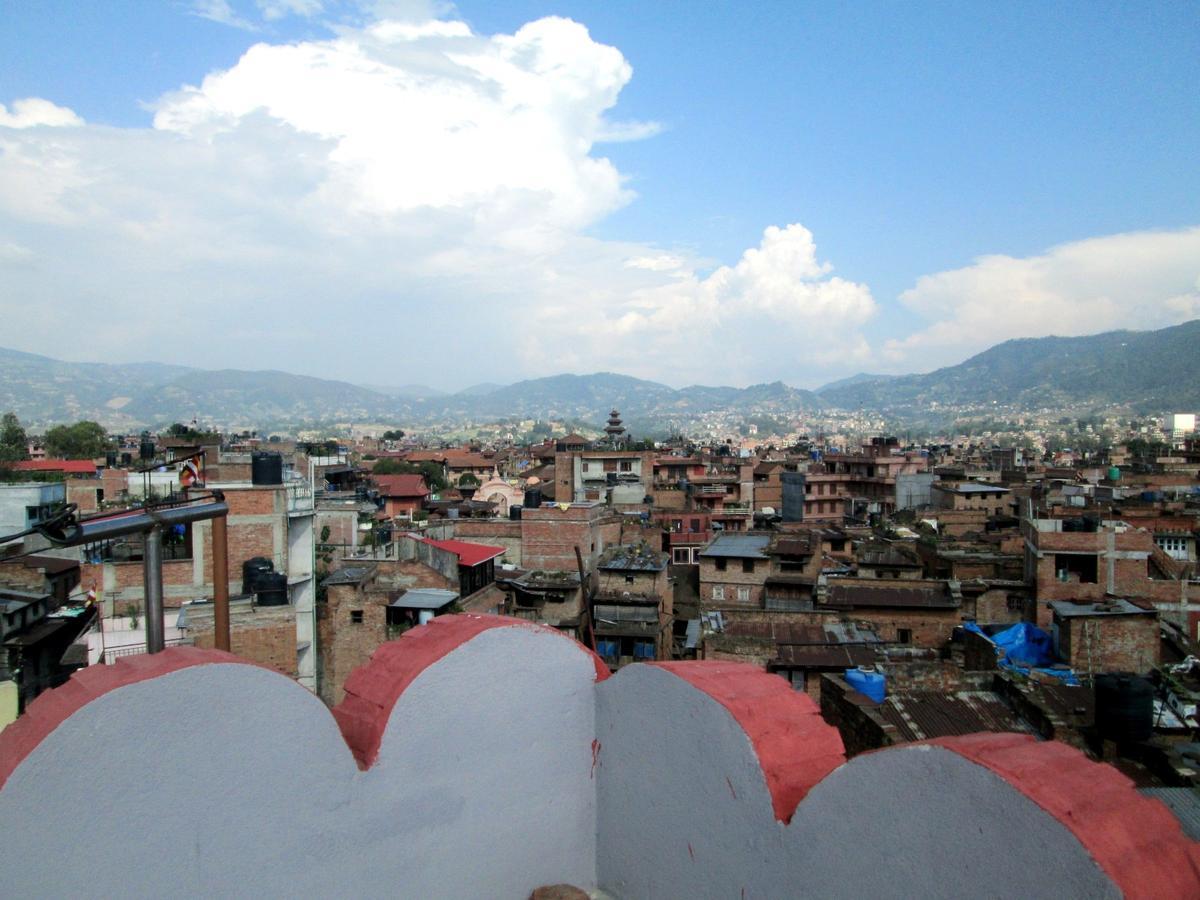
879;691;1031;742
826;583;958;609
775;644;879;668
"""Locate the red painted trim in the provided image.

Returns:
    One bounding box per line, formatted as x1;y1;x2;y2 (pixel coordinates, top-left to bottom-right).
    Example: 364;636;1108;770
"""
0;646;244;790
932;733;1200;898
649;661;845;823
333;614;610;770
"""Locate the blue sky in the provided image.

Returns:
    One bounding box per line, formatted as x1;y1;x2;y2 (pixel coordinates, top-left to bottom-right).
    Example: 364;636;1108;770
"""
1;1;1197;389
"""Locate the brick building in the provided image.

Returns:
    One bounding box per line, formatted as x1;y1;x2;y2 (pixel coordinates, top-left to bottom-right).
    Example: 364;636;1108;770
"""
373;474;429;519
931;482;1013;517
592;545;672;667
1023;516;1200;632
698;533;772;608
318;558;457;706
1050;599;1160;675
77;480;317;690
520;502;624;572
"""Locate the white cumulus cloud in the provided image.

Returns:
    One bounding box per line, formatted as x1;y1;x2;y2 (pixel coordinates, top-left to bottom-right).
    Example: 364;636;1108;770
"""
885;227;1200;369
0;10;878;389
0;98;83;129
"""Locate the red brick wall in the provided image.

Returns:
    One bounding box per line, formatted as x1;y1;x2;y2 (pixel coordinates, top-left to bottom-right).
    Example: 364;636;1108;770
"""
223;487;280;516
193;618;297;677
1059;614;1160;674
698;556;767;607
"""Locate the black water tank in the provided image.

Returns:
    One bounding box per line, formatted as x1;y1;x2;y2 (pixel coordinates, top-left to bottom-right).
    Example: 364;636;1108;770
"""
120;452;133;466
1095;673;1154;743
524;487;542;509
139;439;156;460
251;451;283;485
255;572;288;607
105;451;117;467
509;504;523;521
242;557;274;595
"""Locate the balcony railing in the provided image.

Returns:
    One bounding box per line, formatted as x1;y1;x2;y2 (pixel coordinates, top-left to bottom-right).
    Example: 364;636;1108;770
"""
287;482;314;513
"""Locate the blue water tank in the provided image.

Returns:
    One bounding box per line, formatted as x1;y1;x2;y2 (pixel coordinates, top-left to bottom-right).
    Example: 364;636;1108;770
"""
844;667;886;703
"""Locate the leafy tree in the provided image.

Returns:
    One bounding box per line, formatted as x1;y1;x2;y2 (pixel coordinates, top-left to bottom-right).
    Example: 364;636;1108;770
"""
458;473;481;487
164;422;221;443
381;429;406;441
43;420;110;459
0;412;29;462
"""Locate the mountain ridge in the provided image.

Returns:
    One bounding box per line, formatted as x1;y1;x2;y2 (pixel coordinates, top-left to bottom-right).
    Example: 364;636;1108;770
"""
0;319;1197;430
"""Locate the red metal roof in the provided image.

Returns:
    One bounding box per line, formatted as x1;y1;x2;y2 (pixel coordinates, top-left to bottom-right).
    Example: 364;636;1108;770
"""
11;459;96;475
421;537;505;567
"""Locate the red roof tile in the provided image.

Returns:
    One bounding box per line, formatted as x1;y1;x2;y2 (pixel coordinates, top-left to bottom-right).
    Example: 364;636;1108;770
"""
373;474;429;498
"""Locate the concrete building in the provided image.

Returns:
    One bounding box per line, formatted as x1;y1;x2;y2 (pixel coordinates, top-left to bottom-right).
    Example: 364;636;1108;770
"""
0;482;66;552
554;448;657;506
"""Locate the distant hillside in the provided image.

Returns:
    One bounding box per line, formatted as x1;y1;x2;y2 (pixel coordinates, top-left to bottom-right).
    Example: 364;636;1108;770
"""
3;320;1195;432
455;382;506;397
0;352;820;431
127;370;400;424
819;320;1200;416
362;383;447;399
0;347;194;427
817;372;897;393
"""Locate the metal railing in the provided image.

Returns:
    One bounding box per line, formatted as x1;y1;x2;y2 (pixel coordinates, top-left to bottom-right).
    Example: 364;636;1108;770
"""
104;636;193;664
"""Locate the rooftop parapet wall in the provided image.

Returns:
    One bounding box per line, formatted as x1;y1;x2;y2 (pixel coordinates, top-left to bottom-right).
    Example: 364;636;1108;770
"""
2;617;1198;898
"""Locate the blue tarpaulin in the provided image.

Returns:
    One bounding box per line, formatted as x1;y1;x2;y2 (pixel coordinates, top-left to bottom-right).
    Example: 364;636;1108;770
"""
964;621;1079;686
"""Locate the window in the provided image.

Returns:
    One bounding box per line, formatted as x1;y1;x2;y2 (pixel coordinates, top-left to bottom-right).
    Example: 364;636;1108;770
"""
672;519;683;532
634;641;655;660
737;587;750;603
690;518;701;532
1054;554;1098;584
712;585;725;601
673;548;690;564
625;574;635;584
350;610;364;624
715;558;727;571
742;559;755;574
619;461;633;472
1006;596;1024;612
897;628;912;644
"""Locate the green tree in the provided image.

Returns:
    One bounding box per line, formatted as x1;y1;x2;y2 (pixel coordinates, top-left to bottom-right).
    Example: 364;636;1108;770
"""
43;420;110;459
0;412;29;462
381;429;405;441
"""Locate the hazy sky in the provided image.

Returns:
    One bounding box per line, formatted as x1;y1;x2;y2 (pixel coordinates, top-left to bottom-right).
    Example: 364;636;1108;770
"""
1;0;1197;390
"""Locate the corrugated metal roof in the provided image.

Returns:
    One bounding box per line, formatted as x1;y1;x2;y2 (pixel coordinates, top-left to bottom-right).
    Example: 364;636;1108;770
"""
879;691;1030;742
389;588;458;609
826;583;958;609
1140;788;1200;840
775;645;878;668
599;546;667;571
322;565;375;585
700;533;771;559
939;482;1010;494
